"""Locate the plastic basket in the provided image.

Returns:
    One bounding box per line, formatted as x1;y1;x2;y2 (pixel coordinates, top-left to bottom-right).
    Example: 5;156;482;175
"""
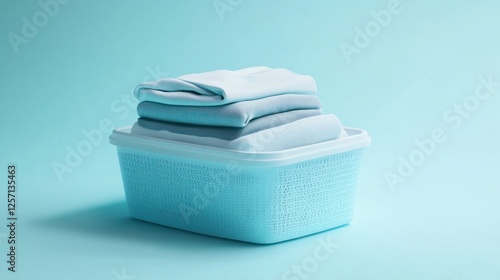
110;127;370;244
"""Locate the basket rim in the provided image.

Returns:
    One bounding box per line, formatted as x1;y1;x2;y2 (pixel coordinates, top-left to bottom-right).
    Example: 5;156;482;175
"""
109;126;370;166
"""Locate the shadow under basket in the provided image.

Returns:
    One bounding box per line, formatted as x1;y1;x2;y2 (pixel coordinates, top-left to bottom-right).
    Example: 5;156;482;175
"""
110;127;370;244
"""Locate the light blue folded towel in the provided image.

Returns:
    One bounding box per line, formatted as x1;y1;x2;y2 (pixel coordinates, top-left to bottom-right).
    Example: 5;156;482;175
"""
137;109;322;140
133;66;317;106
131;114;345;152
137;94;322;128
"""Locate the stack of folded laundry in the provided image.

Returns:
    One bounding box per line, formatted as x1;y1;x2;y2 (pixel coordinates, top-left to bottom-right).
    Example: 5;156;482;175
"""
131;66;346;152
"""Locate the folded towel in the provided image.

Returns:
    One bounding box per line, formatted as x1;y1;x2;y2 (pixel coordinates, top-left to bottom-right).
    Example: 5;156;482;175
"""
134;66;317;106
138;109;322;140
131;114;344;152
137;94;322;127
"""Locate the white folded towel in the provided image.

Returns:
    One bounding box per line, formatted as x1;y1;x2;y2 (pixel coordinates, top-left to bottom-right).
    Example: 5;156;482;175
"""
133;66;317;106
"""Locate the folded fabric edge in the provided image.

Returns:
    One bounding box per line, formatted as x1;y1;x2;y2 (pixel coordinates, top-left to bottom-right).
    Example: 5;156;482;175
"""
131;114;344;152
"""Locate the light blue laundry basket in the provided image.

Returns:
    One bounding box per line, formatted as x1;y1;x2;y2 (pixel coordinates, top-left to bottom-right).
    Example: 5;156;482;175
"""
110;127;370;244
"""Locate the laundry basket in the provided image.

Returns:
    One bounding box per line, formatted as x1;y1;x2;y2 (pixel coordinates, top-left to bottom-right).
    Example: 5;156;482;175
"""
110;127;370;244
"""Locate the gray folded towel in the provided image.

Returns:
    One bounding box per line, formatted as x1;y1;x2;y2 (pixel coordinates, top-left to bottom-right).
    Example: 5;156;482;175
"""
137;94;322;128
137;109;322;140
131;114;345;152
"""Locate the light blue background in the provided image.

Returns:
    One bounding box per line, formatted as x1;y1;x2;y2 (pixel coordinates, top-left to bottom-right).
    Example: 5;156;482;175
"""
1;0;499;279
